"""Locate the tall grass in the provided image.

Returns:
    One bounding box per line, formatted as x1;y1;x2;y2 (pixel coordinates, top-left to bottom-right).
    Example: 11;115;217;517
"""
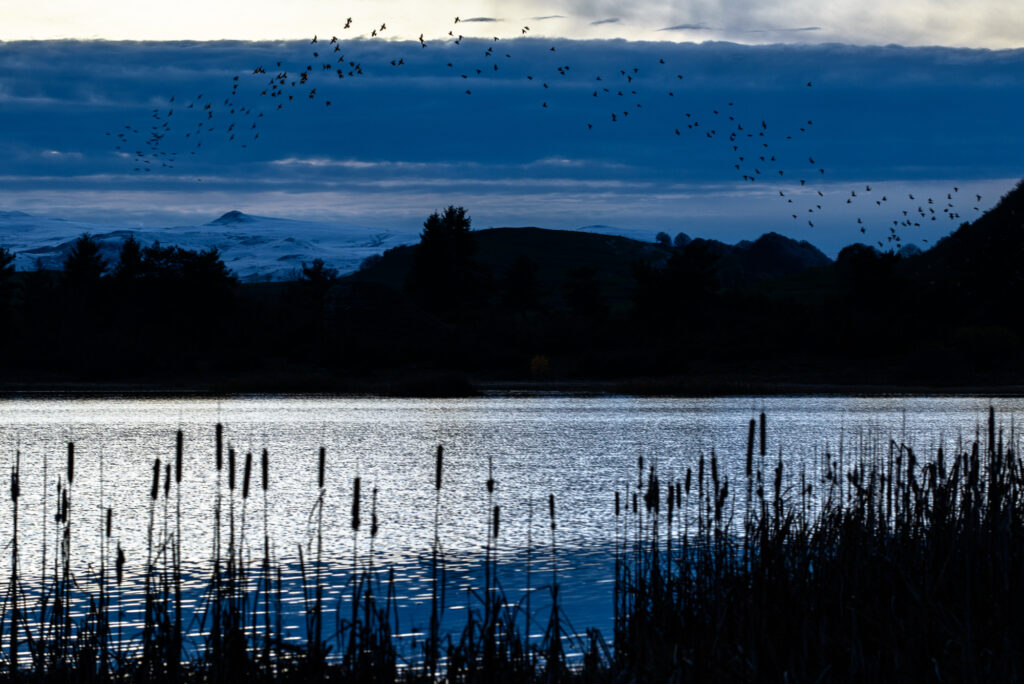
2;410;1024;681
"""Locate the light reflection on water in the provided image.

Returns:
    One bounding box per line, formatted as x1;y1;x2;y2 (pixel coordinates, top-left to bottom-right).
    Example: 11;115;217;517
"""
0;393;1016;649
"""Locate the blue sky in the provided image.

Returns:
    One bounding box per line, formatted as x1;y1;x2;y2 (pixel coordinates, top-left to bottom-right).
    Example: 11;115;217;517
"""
1;34;1022;254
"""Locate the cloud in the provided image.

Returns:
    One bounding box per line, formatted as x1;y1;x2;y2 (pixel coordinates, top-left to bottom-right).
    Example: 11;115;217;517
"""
531;15;566;21
591;18;621;26
2;39;1023;254
460;17;501;23
658;23;714;31
744;26;822;34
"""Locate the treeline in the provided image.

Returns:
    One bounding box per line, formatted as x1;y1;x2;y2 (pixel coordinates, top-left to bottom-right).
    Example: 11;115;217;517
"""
0;235;240;379
2;182;1024;389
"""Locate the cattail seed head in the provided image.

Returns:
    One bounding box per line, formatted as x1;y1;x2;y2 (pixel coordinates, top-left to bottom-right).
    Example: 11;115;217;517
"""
747;419;755;477
164;463;171;498
10;466;19;502
215;423;223;471
351;477;361;531
318;447;326;489
151;459;161;500
435;445;444;491
116;544;124;585
371;487;379;538
175;430;183;483
106;507;113;538
615;491;620;516
242;452;252;499
760;411;767;458
492;505;500;539
55;482;63;523
228;448;236;491
261;449;269;491
548;493;555;530
67;442;74;485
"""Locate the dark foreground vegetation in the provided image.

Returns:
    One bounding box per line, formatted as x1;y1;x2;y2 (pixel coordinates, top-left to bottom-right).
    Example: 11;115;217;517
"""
2;409;1024;681
1;181;1024;392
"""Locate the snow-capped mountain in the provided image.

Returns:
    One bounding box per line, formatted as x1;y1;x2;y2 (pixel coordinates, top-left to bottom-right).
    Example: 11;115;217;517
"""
0;210;417;282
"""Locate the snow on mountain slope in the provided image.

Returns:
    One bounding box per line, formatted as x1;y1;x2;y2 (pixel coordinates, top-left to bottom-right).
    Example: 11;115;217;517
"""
0;210;674;283
0;211;417;282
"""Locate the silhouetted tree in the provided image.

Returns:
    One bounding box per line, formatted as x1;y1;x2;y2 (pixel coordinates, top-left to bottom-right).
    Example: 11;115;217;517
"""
63;234;106;288
301;258;339;287
114;234;144;281
655;232;671;247
407;205;481;312
673;232;691;249
0;247;13;282
0;246;15;320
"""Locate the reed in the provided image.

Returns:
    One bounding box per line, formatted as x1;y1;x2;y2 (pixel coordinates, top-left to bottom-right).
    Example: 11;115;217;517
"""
5;412;1024;681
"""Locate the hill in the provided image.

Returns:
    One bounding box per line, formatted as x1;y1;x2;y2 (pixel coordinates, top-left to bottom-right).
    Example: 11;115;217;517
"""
351;226;831;307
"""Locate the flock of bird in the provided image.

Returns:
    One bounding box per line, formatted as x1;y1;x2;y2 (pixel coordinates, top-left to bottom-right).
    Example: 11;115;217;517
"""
106;16;984;252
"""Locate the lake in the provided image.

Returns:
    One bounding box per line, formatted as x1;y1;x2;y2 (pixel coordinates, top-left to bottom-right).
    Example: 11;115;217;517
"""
0;392;1016;654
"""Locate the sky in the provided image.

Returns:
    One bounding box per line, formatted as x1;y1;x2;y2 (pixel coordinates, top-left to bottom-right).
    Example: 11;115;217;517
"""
5;0;1024;48
1;2;1022;256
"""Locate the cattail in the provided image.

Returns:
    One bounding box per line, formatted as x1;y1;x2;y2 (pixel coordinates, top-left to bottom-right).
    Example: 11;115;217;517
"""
10;465;19;501
318;447;326;489
676;481;682;507
774;458;783;499
989;405;996;454
151;459;161;500
487;453;495;493
67;442;75;485
215;423;223;471
698;455;705;499
548;493;555;530
261;448;269;491
242;452;252;499
371;487;379;538
106;507;113;538
760;411;767;458
435;445;444;491
747;419;755;477
228;448;236;491
55;481;63;523
637;455;643;489
711;451;719;494
175;429;183;483
632;492;638;513
351;477;361;531
615;491;620;516
164;463;171;498
492;505;500;539
116;544;124;585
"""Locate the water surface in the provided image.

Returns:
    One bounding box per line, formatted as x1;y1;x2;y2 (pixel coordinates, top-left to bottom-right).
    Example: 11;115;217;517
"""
0;393;1014;648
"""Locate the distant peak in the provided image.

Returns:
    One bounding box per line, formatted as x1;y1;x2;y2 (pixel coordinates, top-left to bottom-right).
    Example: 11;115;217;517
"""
208;210;255;226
